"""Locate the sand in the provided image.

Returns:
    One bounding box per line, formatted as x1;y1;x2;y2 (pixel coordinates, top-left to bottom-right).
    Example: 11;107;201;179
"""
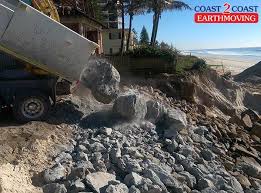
192;54;260;75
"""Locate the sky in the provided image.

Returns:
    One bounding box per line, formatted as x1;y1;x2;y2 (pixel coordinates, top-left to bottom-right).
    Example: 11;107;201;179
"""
128;0;261;50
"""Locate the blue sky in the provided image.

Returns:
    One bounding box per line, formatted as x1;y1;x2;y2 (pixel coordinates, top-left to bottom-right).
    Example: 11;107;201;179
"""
128;0;261;50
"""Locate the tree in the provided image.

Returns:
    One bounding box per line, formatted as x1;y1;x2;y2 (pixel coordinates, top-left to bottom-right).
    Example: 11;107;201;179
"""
126;0;147;51
140;26;149;45
148;0;191;46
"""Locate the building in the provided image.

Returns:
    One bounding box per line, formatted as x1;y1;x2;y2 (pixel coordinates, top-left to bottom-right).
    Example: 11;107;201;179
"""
97;0;121;29
54;0;106;54
102;28;135;55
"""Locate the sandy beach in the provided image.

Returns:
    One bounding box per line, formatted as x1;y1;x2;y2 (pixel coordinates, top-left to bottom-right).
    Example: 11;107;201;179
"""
191;54;260;75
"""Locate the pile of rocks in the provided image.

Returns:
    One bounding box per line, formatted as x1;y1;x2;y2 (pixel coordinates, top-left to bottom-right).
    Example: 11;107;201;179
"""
41;91;261;193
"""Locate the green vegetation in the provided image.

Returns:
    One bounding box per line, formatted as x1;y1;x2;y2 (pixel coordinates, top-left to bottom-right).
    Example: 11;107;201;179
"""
140;26;150;45
176;55;207;74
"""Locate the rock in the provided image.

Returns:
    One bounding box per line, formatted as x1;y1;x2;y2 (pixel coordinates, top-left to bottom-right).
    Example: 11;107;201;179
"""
145;101;165;123
99;127;113;136
201;187;218;193
251;122;261;138
249;177;261;190
163;109;187;138
110;147;121;164
241;109;260;122
140;121;156;131
242;114;253;128
80;59;120;104
174;164;184;173
117;155;142;173
54;152;73;163
201;149;215;161
142;169;168;192
105;183;129;193
72;179;85;192
235;174;251;189
194;126;208;136
147;163;179;188
238;157;261;179
129;186;141;193
179;171;196;188
85;172;116;192
44;164;67;183
197;178;214;190
226;176;244;193
42;183;67;193
113;93;147;120
166;139;179;153
89;142;106;152
124;172;143;187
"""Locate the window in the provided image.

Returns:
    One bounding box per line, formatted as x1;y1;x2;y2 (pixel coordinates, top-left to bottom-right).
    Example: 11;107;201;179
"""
110;48;113;54
109;32;121;40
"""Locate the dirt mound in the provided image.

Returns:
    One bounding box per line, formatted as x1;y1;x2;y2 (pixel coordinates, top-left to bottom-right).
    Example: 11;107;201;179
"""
234;61;261;83
157;69;261;116
0;164;43;193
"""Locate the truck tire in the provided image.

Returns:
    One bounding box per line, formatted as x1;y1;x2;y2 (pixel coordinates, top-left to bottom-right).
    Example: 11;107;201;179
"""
13;92;50;122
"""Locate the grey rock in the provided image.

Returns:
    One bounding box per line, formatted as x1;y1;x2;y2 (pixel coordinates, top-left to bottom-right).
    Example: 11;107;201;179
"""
124;172;143;187
197;178;214;190
89;142;106;152
191;190;200;193
225;176;243;193
113;93;147;120
110;147;121;164
129;186;141;193
85;172;116;193
44;164;67;183
194;126;208;136
147;163;179;188
145;101;165;123
55;152;73;163
239;158;261;179
180;171;196;188
163;108;187;138
140;121;156;131
118;155;142;173
179;145;195;157
81;59;120;104
201;149;215;161
100;127;113;136
143;169;168;192
72;179;85;192
201;187;218;193
105;183;129;193
166;139;179;153
174;164;184;173
42;183;67;193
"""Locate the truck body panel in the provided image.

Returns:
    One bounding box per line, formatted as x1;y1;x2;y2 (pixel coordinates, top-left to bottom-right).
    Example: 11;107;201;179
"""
0;0;98;82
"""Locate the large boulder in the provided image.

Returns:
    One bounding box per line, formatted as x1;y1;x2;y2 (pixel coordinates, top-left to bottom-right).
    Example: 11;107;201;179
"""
163;108;187;138
113;93;147;120
145;101;165;123
85;172;116;192
80;59;120;104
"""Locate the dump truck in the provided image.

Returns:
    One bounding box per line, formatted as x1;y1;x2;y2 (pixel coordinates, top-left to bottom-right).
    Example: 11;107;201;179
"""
0;0;113;122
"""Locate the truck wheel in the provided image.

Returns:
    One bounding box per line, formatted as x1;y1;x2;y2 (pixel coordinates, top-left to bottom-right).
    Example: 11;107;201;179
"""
13;93;50;122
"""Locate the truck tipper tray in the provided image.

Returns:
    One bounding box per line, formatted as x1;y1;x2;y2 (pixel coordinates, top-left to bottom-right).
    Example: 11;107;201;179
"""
0;0;98;82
